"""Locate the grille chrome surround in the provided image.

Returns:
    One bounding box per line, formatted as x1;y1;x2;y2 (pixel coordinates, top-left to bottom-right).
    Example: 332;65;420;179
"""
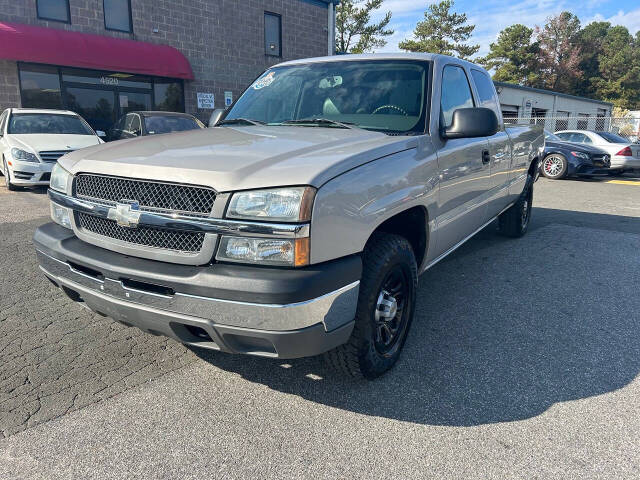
77;212;205;253
39;150;73;162
75;174;216;217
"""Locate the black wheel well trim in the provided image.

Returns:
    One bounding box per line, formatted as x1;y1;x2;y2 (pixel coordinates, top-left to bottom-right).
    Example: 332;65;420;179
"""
366;205;429;269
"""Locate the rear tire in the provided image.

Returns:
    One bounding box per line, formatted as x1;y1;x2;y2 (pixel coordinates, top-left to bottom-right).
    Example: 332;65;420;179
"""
3;158;17;191
541;154;567;179
324;233;418;379
498;174;533;238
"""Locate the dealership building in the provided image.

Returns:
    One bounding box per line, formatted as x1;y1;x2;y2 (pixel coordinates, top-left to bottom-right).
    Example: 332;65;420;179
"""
0;0;337;131
495;81;614;131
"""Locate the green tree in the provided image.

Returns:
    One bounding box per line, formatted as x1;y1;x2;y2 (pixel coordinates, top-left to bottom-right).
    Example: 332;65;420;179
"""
536;12;582;93
479;24;540;86
573;21;611;98
335;0;393;54
399;0;479;59
593;26;640;108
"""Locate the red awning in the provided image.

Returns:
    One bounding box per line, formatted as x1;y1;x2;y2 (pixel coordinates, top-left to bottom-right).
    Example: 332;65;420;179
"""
0;22;194;80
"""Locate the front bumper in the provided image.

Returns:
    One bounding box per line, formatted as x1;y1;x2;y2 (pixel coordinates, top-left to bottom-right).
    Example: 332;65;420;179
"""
34;223;361;358
8;160;52;185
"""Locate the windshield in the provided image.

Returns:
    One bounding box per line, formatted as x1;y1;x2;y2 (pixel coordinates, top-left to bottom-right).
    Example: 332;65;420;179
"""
144;115;204;135
224;60;430;134
8;113;94;135
596;131;628;143
544;130;561;141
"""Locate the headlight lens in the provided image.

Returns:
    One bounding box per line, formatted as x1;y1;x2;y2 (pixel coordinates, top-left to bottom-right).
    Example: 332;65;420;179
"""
11;148;39;163
227;187;315;222
570;151;589;160
216;236;309;266
50;163;71;193
50;202;72;229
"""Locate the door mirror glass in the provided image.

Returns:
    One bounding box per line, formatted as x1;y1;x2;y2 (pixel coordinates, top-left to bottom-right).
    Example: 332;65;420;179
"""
442;108;499;139
95;130;106;137
209;108;226;127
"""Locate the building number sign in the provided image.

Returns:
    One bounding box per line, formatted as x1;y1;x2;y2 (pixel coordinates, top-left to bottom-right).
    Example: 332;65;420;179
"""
100;76;119;86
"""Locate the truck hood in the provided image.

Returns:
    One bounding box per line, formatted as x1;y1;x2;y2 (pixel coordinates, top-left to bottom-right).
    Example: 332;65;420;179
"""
58;126;417;191
8;134;101;153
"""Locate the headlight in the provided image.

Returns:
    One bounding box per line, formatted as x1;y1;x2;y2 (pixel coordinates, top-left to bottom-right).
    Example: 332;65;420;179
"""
570;151;589;160
50;202;72;229
227;187;315;222
11;148;39;163
50;163;71;193
216;236;309;267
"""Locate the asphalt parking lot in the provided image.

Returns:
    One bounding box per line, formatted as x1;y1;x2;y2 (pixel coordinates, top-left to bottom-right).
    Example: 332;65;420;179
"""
1;175;639;479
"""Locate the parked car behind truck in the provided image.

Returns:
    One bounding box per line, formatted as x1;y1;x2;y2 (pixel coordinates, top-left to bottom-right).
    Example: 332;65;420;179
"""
34;54;543;379
0;108;103;190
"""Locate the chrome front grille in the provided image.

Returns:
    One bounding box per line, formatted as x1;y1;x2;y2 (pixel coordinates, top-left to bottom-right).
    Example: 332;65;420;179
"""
39;150;73;162
77;212;205;253
75;174;216;216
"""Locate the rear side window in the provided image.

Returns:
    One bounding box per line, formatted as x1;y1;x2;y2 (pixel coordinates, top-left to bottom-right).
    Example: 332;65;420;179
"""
440;65;474;128
471;69;499;112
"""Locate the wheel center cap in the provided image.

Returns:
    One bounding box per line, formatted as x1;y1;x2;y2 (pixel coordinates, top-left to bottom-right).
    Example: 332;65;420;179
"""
375;290;398;322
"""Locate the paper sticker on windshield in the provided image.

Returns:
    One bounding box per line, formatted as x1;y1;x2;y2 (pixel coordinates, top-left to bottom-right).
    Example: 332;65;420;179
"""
253;71;275;90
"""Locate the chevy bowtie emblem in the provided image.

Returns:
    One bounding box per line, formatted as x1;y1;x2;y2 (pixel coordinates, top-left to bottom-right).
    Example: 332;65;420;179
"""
107;201;141;228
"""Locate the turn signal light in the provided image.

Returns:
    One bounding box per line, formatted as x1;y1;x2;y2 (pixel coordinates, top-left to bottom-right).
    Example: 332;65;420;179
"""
616;146;632;156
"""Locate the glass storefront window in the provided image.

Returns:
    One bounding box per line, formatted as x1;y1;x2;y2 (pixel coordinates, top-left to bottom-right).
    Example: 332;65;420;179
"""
18;64;185;133
154;81;185;112
19;64;63;109
65;87;116;133
119;92;152;114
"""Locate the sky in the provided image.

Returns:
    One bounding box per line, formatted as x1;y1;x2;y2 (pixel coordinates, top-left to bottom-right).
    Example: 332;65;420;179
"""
370;0;640;58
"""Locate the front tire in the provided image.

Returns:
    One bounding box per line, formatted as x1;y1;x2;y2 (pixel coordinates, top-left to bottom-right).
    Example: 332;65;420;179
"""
3;158;17;191
498;174;533;238
541;154;567;179
324;233;418;379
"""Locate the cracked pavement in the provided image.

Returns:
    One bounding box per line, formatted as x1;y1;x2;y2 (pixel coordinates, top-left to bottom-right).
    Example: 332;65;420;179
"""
0;188;195;438
0;176;639;478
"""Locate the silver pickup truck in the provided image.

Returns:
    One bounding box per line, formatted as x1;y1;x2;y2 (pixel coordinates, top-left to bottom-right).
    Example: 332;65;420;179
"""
34;54;543;379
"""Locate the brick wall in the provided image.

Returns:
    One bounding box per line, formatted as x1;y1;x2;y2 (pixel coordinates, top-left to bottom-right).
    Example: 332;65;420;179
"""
0;0;330;120
0;60;20;109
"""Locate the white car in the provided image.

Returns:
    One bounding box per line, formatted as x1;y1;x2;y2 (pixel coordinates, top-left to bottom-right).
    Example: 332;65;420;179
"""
0;108;103;190
554;130;640;173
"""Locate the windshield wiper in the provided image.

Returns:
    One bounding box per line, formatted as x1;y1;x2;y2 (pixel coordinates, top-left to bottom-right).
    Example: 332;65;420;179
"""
218;118;265;126
279;118;357;129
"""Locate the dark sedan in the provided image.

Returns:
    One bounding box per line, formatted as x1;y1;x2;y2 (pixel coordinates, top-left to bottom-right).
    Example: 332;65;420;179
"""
540;130;611;179
107;111;205;141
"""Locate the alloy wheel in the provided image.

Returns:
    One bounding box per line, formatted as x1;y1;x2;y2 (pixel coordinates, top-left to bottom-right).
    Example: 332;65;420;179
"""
543;155;564;178
373;266;409;356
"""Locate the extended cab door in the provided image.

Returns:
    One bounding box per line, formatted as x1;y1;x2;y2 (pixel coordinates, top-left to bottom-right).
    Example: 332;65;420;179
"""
469;69;513;218
432;64;491;256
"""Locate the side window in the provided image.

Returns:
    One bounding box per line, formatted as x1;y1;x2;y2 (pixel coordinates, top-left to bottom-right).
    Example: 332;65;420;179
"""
555;132;571;141
581;134;593;144
264;12;282;57
104;0;133;33
37;0;70;23
130;115;141;136
440;65;474;128
470;69;499;113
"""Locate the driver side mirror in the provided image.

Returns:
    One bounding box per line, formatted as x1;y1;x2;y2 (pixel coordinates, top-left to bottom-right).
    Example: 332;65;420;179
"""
441;108;499;139
209;108;226;127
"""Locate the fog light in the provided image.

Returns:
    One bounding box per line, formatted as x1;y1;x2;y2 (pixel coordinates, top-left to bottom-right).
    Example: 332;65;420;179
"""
50;202;72;229
216;236;309;266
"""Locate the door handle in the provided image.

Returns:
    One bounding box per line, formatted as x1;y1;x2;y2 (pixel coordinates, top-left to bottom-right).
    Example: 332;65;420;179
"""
482;150;491;165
